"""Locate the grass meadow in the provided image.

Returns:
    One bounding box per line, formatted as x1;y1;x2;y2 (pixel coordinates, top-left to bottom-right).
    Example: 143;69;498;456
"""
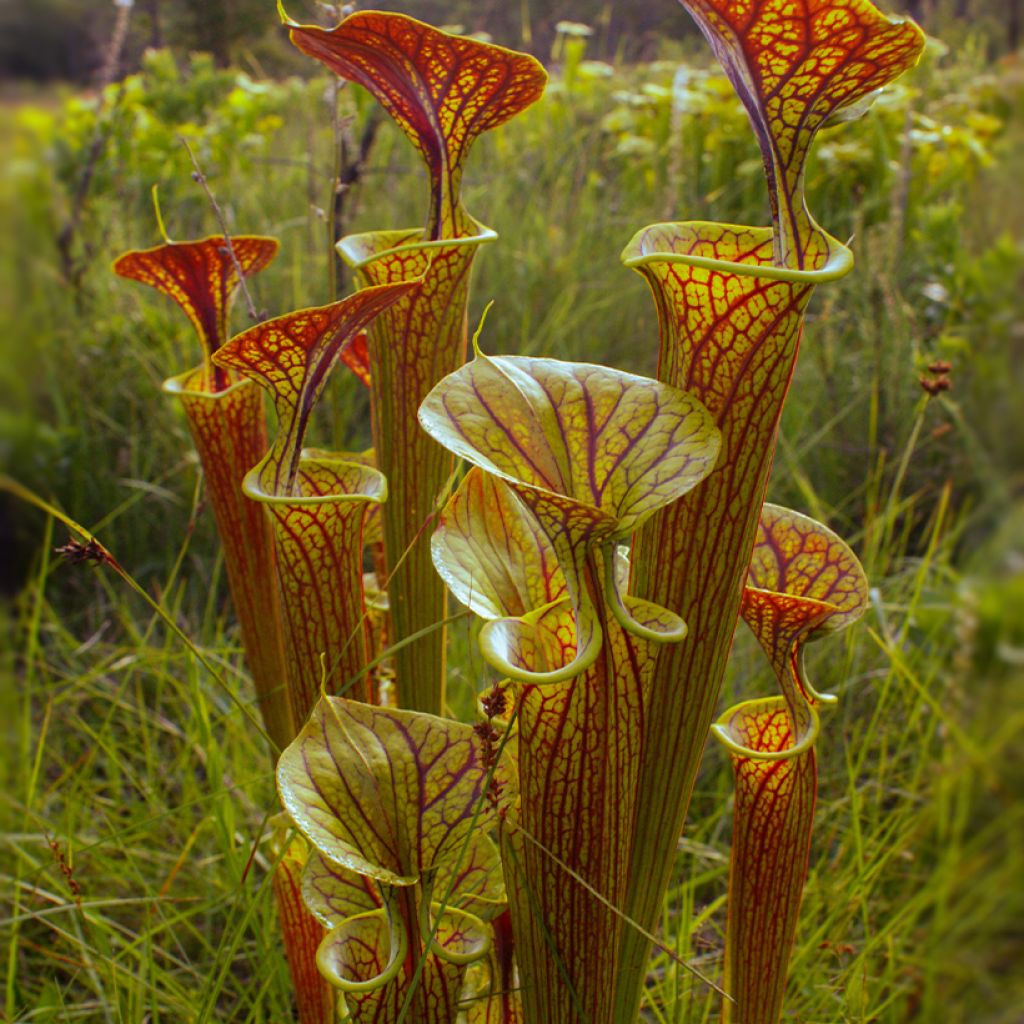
2;22;1024;1024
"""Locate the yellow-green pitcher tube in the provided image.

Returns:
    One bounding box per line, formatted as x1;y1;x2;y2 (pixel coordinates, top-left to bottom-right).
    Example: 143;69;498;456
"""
339;224;497;715
501;553;650;1024
613;223;852;1020
420;350;721;1024
242;454;386;725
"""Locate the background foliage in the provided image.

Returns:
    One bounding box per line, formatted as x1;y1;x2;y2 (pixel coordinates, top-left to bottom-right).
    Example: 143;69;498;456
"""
1;2;1022;1021
0;0;1022;81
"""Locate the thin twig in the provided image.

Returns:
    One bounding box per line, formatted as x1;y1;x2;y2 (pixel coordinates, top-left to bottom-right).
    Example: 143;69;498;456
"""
179;137;263;323
332;104;383;297
57;0;134;291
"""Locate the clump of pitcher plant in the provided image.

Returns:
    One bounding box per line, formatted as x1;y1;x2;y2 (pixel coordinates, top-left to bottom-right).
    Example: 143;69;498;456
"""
276;696;508;1022
421;347;721;1022
212;283;419;717
108;1;927;1022
714;504;869;1024
113;231;293;749
283;6;547;716
614;2;925;1017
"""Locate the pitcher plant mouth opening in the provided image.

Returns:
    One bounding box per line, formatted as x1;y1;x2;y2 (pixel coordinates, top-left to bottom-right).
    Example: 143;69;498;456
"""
337;221;499;270
621;221;854;283
162;364;260;399
713;695;823;761
241;456;388;510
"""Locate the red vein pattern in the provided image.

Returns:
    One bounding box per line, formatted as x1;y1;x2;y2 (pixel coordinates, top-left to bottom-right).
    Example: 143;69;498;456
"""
214;288;417;494
114;235;292;750
304;847;383;928
315;897;480;1024
719;703;817;1024
213;287;416;724
424;355;719;1023
737;591;834;747
317;909;403;1022
499;576;714;1024
303;829;503;927
361;569;394;707
163;369;293;749
421;350;720;682
340;225;497;714
287;11;543;716
259;459;386;719
287;12;546;239
677;0;924;266
502;594;655;1024
740;503;869;737
616;4;920;1010
431;467;568;621
113;235;278;385
712;504;867;1023
278;699;500;1023
116;235;347;1024
302;832;506;1024
616;222;849;1017
278;698;494;887
747;504;869;635
274;834;337;1024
